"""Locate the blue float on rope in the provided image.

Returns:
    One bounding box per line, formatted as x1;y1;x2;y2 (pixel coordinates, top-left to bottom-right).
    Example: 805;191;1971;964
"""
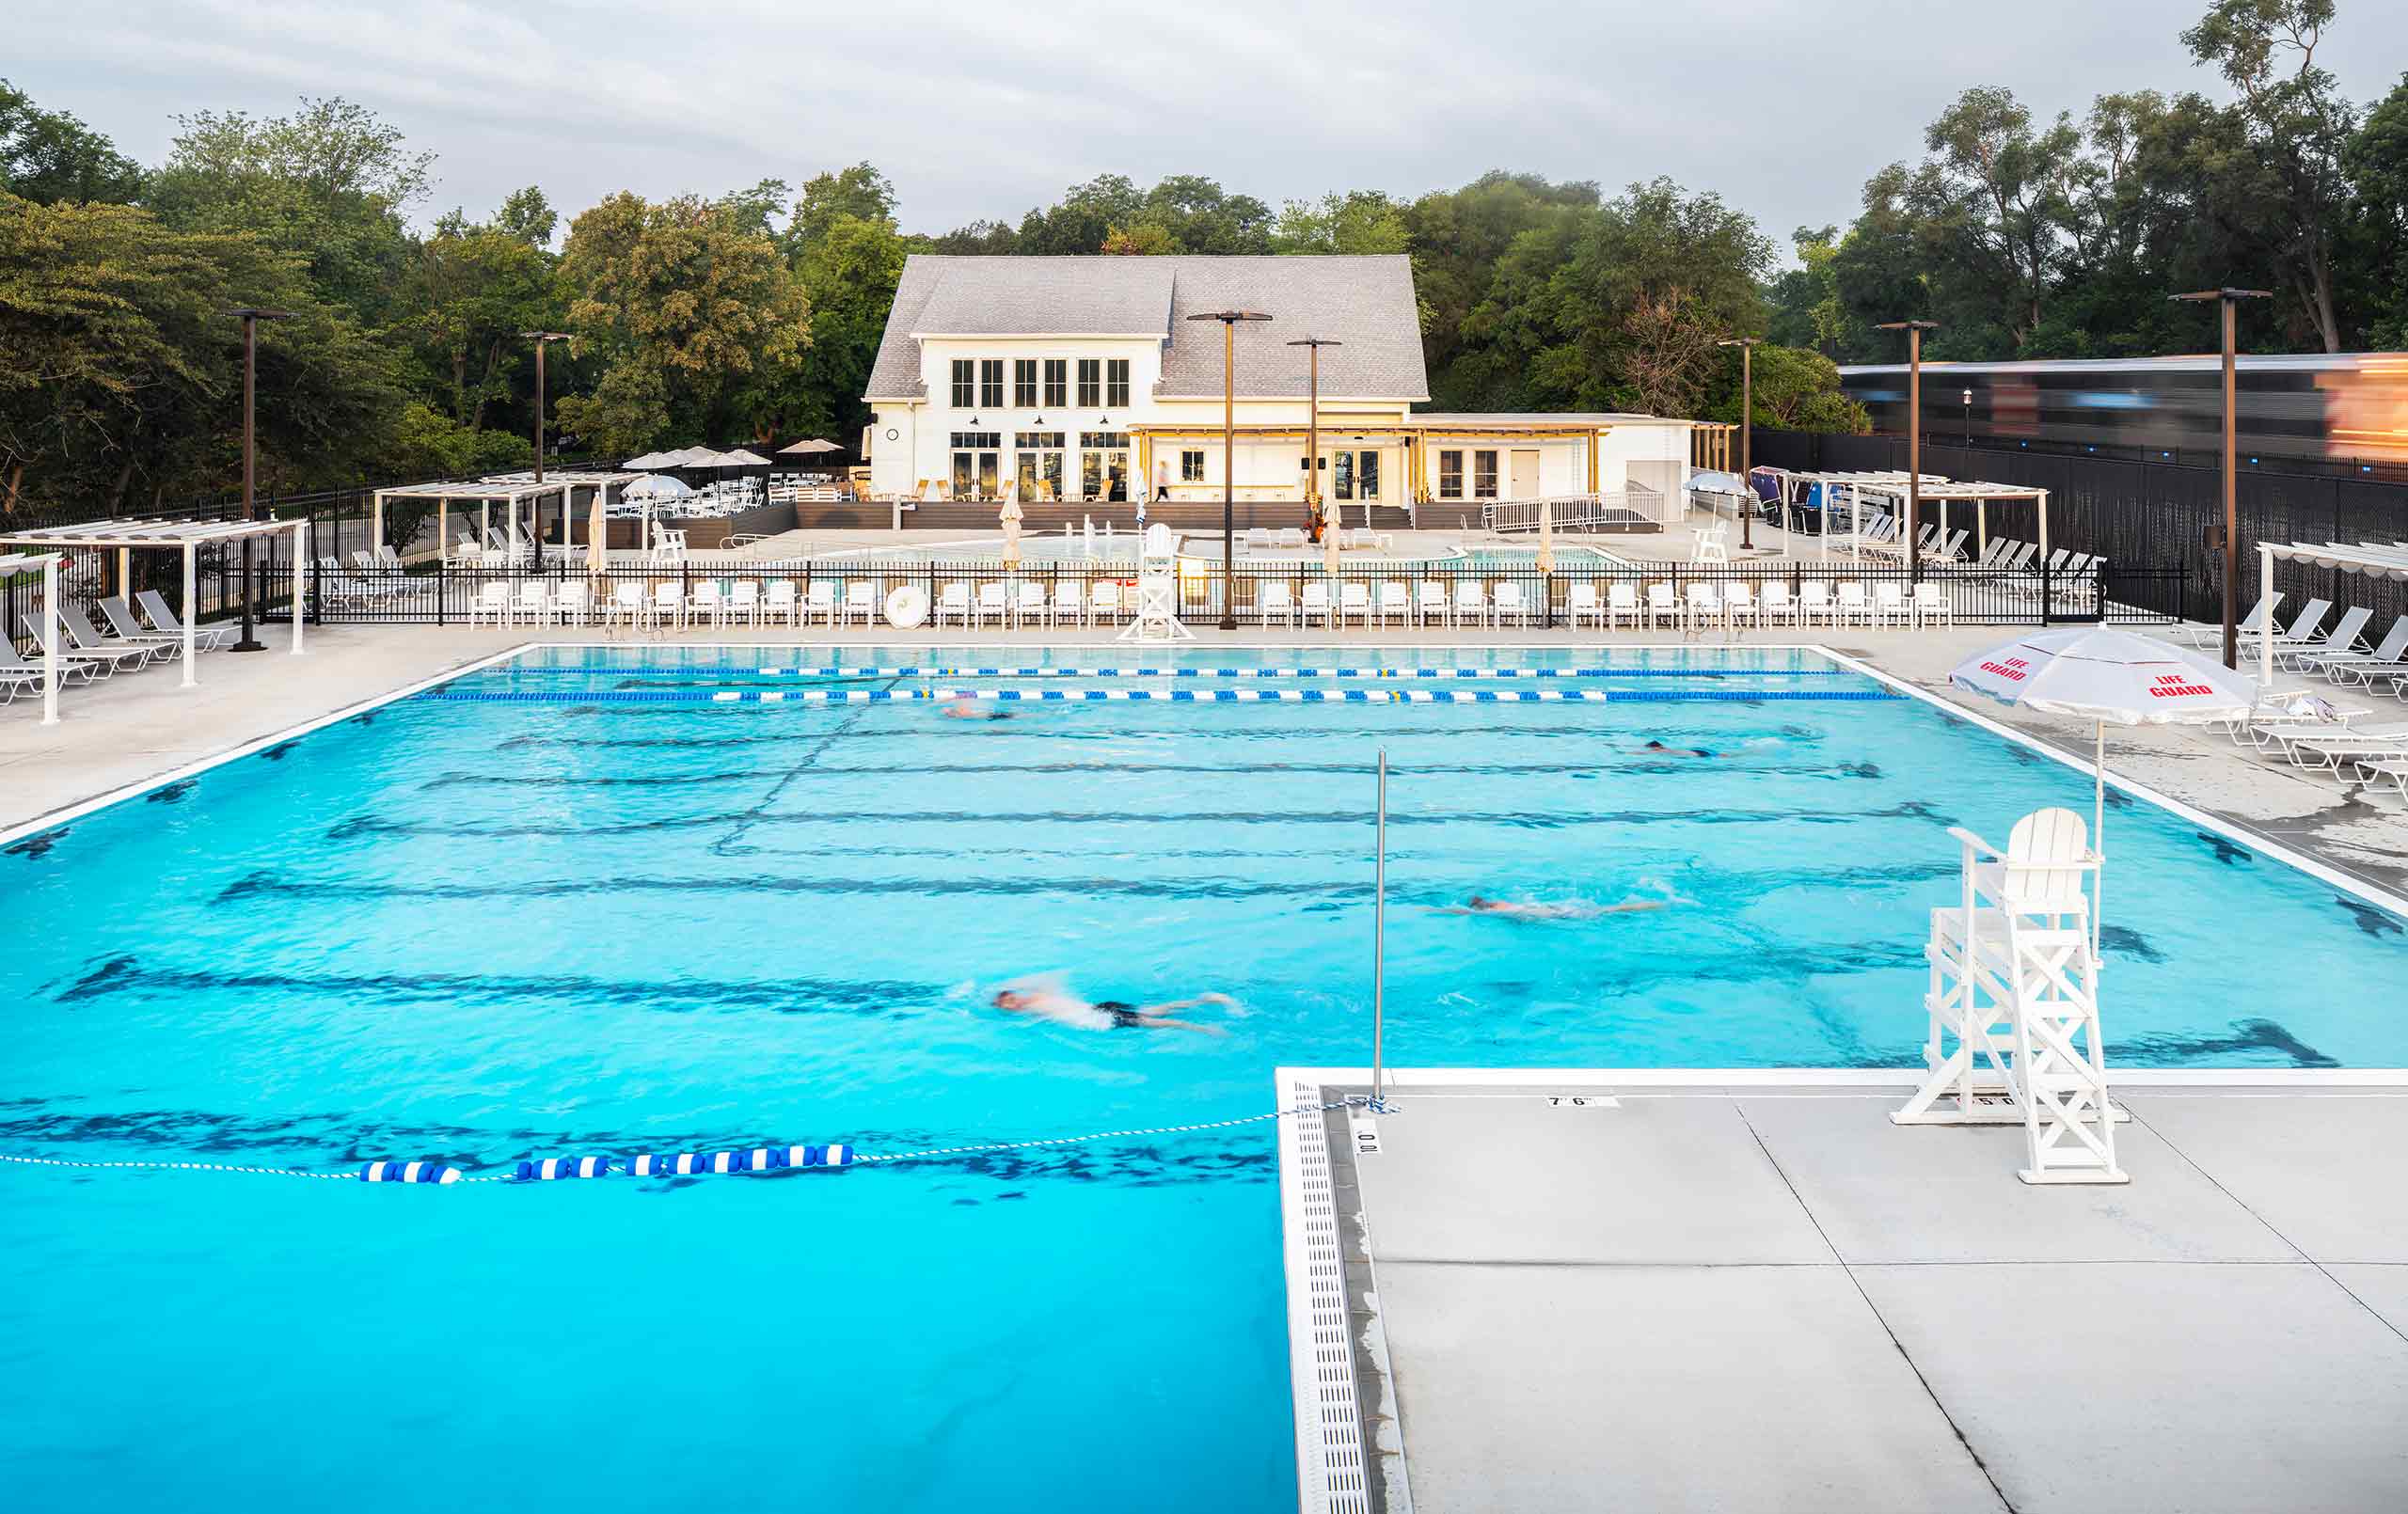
359;1159;462;1185
515;1156;615;1181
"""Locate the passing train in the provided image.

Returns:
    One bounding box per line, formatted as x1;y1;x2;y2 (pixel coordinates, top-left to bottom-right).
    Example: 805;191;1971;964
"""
1839;354;2408;469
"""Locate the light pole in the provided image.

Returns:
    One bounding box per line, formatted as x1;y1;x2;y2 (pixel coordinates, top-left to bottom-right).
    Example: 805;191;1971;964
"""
1877;321;1939;583
2171;289;2272;669
1286;336;1342;543
1961;387;1972;448
1717;338;1760;549
523;331;572;551
1188;308;1273;629
227;308;293;652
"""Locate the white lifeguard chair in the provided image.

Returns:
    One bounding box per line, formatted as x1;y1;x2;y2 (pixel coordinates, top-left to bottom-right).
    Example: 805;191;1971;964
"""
1892;808;2127;1184
1118;523;1191;642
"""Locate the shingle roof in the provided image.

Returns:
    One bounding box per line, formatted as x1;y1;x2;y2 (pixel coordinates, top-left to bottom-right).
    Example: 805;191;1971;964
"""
1410;412;1686;426
863;255;1429;402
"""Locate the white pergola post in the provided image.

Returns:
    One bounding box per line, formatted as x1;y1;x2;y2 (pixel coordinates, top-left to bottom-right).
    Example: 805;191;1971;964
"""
481;497;492;554
1977;499;1988;562
2037;490;2052;572
181;543;198;687
290;519;308;654
42;553;61;725
116;546;130;603
2259;541;2275;688
372;490;386;560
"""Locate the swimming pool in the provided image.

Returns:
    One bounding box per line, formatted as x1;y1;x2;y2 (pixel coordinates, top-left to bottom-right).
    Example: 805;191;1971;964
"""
7;642;2404;1511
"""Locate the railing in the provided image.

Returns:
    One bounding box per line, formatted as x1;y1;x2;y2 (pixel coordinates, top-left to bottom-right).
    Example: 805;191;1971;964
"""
296;558;2185;632
1481;491;1668;533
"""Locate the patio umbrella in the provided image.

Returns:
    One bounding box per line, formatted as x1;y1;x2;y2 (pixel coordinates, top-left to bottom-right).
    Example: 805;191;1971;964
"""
779;438;842;457
624;450;672;470
718;448;770;467
1950;627;2256;952
1536;498;1556;574
623;474;692;500
999;487;1023;570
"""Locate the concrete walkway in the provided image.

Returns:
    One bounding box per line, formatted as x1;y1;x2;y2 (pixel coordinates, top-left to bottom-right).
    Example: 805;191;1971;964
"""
1287;1071;2408;1514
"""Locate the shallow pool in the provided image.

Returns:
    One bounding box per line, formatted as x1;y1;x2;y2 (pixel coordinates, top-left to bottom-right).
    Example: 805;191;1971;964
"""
5;642;2401;1511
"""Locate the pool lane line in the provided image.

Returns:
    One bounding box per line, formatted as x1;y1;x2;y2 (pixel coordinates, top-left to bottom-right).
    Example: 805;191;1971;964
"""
428;687;1905;705
492;663;1856;680
0;1097;1372;1188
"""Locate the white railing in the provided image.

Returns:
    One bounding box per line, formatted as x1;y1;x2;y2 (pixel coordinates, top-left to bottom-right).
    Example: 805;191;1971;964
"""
1481;487;1672;532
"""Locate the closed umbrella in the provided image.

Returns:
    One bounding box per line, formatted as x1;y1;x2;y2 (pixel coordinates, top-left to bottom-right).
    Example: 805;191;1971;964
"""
999;486;1023;570
1536;498;1556;574
587;485;607;576
1323;508;1342;623
1950;627;2257;954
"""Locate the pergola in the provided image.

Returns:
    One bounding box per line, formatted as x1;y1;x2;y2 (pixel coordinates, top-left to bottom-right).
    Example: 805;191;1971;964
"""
370;473;632;563
1847;479;2053;566
1752;469;1946;560
1;515;309;718
0;549;62;724
2257;540;2408;686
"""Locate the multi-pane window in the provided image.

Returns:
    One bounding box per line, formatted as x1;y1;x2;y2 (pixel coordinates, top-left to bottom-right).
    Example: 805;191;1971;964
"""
1014;431;1066;449
1357;451;1381;501
1079;432;1128;449
1013;359;1038;408
1043;358;1068;408
978;359;1004;410
950;359;974;408
1077;358;1101;408
1180;449;1205;482
1105;358;1130;409
1438;450;1465;499
1473;449;1499;498
949;432;1002;449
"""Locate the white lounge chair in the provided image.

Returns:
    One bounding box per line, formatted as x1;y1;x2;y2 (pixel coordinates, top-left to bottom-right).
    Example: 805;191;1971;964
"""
2245;597;2331;656
2302;616;2408;687
2277;606;2371;671
1;634;97;697
56;602;173;667
2186;593;2280;649
96;597;186;660
135;591;234;651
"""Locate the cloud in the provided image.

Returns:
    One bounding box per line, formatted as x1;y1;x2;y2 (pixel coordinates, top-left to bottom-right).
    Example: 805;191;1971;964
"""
18;0;2408;249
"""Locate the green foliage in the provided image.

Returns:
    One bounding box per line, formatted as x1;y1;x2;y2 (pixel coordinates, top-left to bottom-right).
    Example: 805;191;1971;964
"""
1702;345;1868;433
1271;192;1409;255
0;80;142;205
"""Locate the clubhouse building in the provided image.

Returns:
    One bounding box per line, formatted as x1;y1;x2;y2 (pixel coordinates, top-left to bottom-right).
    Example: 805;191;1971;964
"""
861;255;1700;519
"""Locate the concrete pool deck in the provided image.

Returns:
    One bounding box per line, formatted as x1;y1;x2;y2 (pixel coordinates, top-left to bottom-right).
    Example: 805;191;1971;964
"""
1278;1068;2408;1514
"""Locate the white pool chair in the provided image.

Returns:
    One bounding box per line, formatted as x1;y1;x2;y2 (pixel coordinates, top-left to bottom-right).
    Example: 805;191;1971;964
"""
1014;581;1049;627
1643;582;1678;631
507;580;548;627
727;579;762;627
935;582;972;627
1244;527;1273;549
552;581;590;626
687;580;725;629
2352;756;2408;801
648;581;683;630
1912;582;1952;629
1091;580;1123;624
135;591;234;651
805;580;837;626
1275;528;1307;548
1683;581;1722;633
841;581;878;626
1054;578;1085;627
1567;582;1604;630
1301;580;1333;628
1417;580;1450;626
2;635;97;695
974;582;1008;628
2277;723;2408;775
1833;582;1874;627
466;581;512;628
764;579;799;628
1494;581;1529;627
2185;593;2279;648
1726;580;1762;629
1377;580;1411;626
96;597;187;660
605;582;644;629
1871;581;1910;628
2302;616;2408;687
1453;580;1489;627
1759;580;1795;627
1339;580;1372;628
2277;606;2371;671
1608;582;1641;630
1259;580;1294;627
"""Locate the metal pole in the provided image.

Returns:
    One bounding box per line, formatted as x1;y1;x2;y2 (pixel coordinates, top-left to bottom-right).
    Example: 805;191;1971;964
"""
2221;299;2239;669
1739;343;1752;550
1307;344;1319;541
1906;326;1921;584
1372;747;1387;1111
232;312;263;652
1221;320;1237;629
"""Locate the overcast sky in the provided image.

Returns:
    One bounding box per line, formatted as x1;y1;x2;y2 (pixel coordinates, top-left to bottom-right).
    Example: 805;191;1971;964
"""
19;0;2408;251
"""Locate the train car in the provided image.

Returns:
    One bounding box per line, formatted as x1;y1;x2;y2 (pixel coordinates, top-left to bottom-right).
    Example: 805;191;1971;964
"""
1838;355;2408;469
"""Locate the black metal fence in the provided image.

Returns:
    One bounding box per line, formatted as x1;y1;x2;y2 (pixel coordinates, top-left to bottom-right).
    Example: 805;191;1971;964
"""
1751;431;2408;631
302;558;2181;631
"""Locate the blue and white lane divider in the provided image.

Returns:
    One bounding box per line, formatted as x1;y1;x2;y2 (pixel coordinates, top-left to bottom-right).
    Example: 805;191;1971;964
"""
433;686;1902;705
498;664;1855;680
0;1101;1363;1191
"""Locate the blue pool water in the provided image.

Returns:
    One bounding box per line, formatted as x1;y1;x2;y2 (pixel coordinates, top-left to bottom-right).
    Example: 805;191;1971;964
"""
7;642;2404;1511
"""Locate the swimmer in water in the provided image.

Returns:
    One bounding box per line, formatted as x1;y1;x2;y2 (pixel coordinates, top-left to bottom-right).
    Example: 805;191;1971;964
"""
1644;739;1715;759
1435;893;1670;921
941;695;1013;721
992;982;1236;1035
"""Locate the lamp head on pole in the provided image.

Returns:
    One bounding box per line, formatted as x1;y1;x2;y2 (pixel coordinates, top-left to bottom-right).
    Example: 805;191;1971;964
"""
1283;335;1341;347
2168;289;2273;305
226;308;296;323
1714;337;1761;348
1188;310;1274;324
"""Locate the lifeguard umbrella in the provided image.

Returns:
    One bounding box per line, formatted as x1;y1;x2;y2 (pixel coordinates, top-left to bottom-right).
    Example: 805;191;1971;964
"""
1951;628;2256;949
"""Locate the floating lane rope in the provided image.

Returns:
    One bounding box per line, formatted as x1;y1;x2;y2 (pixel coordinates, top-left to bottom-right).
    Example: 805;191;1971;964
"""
430;686;1902;705
494;664;1857;681
0;1103;1362;1191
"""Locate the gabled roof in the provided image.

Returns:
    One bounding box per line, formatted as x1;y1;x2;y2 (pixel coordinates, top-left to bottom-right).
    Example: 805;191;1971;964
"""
864;254;1429;402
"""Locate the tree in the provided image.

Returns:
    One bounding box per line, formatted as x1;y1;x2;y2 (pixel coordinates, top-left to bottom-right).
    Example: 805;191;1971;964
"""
146;97;432;324
2345;73;2408;345
0;80;142;205
553;191;811;452
2182;0;2356;349
1405;172;1602;409
1703;345;1868;433
1099;220;1177;255
1915;87;2083;348
402;212;561;433
784;163;895;260
1271;191;1409;255
1012;174;1143;254
493;185;557;247
780;211;910;444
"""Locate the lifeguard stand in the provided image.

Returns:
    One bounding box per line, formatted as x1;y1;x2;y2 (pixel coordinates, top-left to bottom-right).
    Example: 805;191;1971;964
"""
1119;523;1191;642
1892;808;2126;1184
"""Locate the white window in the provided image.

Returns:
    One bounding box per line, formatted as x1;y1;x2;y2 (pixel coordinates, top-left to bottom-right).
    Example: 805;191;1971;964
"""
1180;449;1204;482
